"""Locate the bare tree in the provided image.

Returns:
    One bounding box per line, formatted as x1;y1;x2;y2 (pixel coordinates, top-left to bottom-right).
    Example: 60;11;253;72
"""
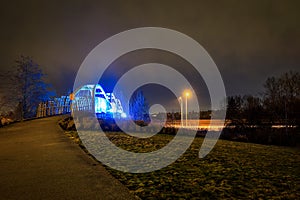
129;90;150;123
226;95;244;125
0;56;55;120
263;71;300;125
243;95;263;125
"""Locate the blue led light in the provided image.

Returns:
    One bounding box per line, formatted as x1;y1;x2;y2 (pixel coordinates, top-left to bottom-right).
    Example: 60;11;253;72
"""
95;97;107;113
73;84;127;119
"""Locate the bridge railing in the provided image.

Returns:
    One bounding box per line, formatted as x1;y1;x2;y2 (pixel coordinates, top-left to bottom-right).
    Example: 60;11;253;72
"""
36;96;72;118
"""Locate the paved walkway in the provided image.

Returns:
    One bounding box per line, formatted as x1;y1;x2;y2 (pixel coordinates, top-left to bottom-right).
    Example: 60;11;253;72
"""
0;116;136;200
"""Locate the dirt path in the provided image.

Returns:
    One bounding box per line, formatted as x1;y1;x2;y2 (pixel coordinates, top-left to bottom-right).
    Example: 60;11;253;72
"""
0;116;136;200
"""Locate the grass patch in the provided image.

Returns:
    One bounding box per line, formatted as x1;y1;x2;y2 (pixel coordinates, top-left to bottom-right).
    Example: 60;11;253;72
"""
65;131;300;199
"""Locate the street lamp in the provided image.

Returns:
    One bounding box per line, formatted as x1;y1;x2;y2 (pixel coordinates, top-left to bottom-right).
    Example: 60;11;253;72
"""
178;97;183;127
185;92;190;127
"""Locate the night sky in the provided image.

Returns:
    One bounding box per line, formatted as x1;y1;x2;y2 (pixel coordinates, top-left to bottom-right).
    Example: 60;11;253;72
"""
1;0;299;105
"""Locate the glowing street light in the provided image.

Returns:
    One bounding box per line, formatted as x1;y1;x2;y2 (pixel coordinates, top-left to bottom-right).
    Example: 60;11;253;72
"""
178;97;183;127
185;91;190;127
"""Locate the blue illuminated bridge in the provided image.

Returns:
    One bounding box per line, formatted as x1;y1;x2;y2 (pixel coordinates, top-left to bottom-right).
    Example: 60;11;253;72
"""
72;84;126;119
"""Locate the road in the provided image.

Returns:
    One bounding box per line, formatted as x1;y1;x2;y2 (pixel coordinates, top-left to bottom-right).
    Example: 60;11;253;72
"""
0;116;136;200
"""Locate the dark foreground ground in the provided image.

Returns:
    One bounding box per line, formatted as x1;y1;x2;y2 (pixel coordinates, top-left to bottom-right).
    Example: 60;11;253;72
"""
104;133;300;199
0;116;136;200
60;114;300;199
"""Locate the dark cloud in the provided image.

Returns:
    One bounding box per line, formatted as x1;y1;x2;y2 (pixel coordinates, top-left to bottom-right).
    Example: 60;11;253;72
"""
1;0;299;100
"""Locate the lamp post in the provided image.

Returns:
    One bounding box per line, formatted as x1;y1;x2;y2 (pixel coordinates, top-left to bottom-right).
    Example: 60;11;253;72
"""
185;92;189;127
178;97;183;127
